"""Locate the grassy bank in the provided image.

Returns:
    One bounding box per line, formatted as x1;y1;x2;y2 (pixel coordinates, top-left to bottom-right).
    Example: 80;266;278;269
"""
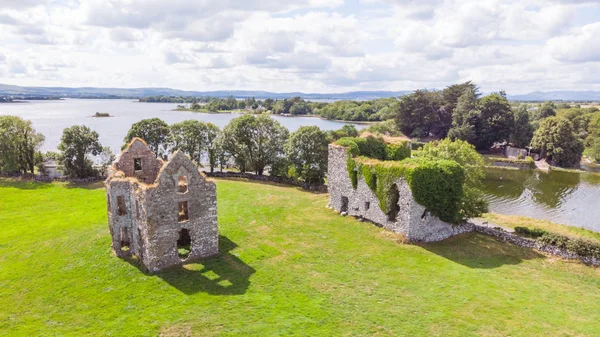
482;213;600;243
1;178;600;336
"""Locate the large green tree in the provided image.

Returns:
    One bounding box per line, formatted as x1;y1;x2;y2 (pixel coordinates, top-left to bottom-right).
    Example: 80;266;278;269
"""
395;90;443;138
284;126;329;184
170;120;206;163
535;101;557;121
123;118;171;157
447;89;480;144
530;117;584;167
449;92;513;150
510;106;534;148
205;123;221;173
0;116;45;174
414;138;488;220
58;125;103;178
220;115;289;175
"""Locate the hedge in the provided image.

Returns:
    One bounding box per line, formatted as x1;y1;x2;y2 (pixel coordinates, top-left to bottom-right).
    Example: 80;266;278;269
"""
515;226;600;260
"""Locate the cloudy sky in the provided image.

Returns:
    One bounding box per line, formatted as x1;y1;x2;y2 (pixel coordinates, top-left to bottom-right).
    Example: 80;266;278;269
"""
0;0;599;94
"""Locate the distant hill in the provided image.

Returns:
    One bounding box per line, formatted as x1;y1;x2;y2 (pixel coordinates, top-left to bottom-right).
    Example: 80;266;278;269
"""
1;83;599;101
0;83;410;100
508;91;600;102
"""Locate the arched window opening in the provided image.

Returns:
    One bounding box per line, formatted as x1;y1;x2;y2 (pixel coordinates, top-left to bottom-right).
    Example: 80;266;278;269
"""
387;184;400;222
177;228;191;260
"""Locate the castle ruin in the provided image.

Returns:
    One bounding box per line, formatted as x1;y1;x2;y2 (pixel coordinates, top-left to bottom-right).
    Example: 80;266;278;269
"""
105;138;219;272
327;143;471;242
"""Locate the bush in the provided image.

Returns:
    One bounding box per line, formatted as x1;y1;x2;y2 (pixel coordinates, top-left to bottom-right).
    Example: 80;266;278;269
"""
336;136;411;161
514;226;547;238
538;232;600;259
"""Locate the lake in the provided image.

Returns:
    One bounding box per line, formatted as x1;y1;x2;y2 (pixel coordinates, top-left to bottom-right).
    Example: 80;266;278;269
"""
483;167;600;232
2;99;599;232
0;99;367;153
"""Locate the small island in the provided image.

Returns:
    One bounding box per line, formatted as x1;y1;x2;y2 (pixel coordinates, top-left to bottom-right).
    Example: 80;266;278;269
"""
93;112;112;117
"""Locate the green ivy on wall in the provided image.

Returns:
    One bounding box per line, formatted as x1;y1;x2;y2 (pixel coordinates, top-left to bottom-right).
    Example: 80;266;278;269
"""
335;136;465;224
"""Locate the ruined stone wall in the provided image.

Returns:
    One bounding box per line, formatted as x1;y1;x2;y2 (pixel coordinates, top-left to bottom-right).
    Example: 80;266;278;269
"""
106;180;143;257
115;139;163;184
140;152;219;272
327;144;471;242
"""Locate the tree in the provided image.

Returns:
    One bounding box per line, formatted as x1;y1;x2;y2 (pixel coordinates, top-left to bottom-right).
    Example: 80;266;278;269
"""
220;115;289;175
124;118;171;157
289;101;311;115
535;101;557;121
394;90;443;138
97;146;115;176
58;125;103;178
414;138;488;220
510;105;534;148
476;92;513;150
447;89;480;144
0;116;45;174
530;117;584;167
204;123;221;173
284;126;329;184
170;120;206;163
328;124;359;140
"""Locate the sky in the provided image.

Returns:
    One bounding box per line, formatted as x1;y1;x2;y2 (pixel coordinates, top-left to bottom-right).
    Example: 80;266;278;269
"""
0;0;599;94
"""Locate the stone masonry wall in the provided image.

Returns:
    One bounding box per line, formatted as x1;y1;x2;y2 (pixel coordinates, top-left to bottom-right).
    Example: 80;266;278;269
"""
141;152;219;272
327;144;471;242
106;139;219;273
115;139;163;184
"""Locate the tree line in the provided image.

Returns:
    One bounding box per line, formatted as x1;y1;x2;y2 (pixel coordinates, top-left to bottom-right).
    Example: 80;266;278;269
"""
0;114;363;184
140;95;399;121
393;82;600;167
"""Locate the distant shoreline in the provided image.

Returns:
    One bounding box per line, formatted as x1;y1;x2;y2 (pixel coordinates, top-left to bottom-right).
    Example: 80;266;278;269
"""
173;108;377;124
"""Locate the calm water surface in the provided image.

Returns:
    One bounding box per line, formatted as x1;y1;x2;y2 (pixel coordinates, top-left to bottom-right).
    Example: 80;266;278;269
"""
483;167;600;232
3;99;599;232
0;99;366;153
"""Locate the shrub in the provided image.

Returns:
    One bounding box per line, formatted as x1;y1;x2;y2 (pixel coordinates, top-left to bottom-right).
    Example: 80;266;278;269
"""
335;136;411;161
538;232;600;259
514;226;547;238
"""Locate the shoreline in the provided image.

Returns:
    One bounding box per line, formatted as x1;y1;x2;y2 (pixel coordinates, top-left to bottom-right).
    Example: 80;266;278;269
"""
173;108;378;124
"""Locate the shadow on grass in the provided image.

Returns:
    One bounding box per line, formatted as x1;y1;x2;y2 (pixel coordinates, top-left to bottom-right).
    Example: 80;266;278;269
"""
418;232;544;269
155;236;255;295
0;178;52;190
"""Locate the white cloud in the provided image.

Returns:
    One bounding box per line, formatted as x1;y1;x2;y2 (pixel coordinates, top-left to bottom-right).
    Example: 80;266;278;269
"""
0;0;598;93
547;22;600;63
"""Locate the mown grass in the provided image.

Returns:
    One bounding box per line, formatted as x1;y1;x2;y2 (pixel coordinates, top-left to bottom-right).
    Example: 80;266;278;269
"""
483;213;600;243
1;178;600;336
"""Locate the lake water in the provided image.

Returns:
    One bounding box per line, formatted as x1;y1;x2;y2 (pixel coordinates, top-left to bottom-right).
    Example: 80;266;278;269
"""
483;167;600;232
2;99;599;232
0;99;366;154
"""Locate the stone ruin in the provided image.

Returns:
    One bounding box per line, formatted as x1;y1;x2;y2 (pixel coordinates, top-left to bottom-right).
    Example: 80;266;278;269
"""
327;143;472;242
105;138;219;272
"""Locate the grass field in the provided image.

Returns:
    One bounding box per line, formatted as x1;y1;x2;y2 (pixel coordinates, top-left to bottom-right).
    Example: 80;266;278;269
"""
1;178;600;336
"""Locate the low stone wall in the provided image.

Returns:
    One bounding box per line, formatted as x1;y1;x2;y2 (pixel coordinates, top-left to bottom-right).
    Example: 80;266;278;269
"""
472;224;600;267
489;161;532;170
0;172;106;183
204;171;327;192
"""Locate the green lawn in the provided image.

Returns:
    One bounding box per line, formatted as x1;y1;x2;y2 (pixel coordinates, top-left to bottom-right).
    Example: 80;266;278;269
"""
1;178;600;336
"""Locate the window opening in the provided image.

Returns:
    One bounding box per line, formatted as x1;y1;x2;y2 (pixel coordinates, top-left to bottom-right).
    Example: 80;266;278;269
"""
120;227;130;252
177;228;191;260
341;196;349;213
387;184;400;221
178;175;188;193
134;158;142;171
178;201;189;222
117;196;127;216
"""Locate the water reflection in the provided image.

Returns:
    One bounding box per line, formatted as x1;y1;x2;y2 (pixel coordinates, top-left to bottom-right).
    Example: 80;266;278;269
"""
482;167;600;232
